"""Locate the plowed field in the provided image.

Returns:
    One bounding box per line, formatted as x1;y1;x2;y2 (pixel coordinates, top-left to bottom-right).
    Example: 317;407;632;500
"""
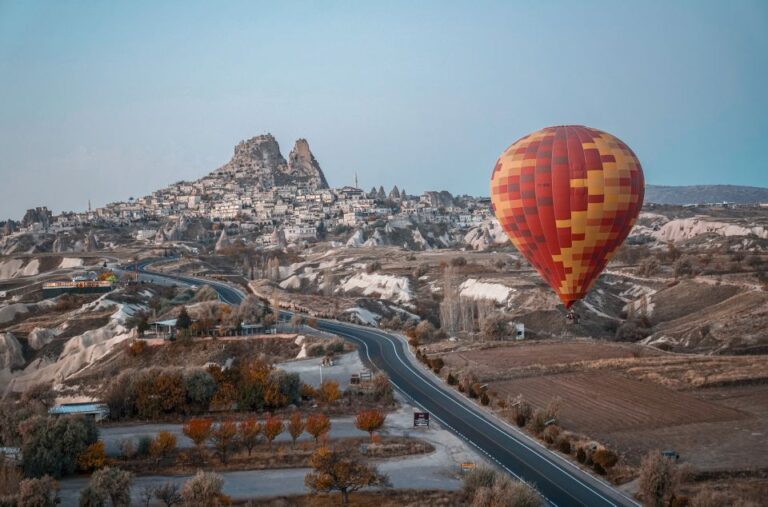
443;341;656;376
492;371;744;434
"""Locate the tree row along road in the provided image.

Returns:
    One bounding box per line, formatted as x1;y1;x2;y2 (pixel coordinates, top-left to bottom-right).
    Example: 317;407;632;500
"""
134;260;637;507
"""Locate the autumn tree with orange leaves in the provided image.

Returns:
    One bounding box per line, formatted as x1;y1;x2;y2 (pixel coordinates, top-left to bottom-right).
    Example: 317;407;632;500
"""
238;419;261;456
183;418;213;454
304;447;390;505
208;421;239;464
288;412;305;448
305;413;331;445
263;415;284;449
355;409;386;442
318;380;341;404
77;441;107;471
150;432;177;466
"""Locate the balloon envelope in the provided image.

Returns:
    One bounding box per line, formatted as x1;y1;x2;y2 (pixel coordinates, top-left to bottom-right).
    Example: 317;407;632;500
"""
490;125;644;308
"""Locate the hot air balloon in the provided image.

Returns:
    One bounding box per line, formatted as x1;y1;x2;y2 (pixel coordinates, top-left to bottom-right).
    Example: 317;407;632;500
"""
490;125;644;313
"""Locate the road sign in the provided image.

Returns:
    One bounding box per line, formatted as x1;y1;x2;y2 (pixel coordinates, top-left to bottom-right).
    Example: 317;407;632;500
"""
413;411;430;428
460;462;475;473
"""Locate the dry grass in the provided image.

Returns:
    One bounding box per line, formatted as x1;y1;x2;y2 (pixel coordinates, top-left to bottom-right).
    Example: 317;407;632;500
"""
242;489;462;506
117;437;434;476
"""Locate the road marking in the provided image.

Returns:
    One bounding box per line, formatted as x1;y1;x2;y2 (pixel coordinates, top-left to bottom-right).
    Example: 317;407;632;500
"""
325;322;634;507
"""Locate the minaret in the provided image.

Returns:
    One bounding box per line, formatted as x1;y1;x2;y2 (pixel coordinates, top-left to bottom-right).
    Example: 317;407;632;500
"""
354;172;359;189
88;199;92;212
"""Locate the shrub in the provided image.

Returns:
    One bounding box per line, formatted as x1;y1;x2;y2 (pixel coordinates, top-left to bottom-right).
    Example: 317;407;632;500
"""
318;380;341;404
480;392;490;406
447;373;458;385
576;446;586;463
462;466;497;498
482;314;508;340
471;474;543;507
450;256;467;267
183;370;217;414
18;475;59;507
87;467;133;507
513;398;532;428
527;410;546;435
181;470;224;507
77;442;107;472
21;415;98;478
463;466;543;507
638;257;660;277
542;425;560;444
136;435;152;457
639;450;679;507
673;255;695;278
557;437;572;455
689;488;735;507
415;321;437;342
615;320;652;342
149;432;177;465
592;448;619;469
593;462;606;475
127;340;146;357
371;374;394;404
299;383;317;400
153;481;182;507
430;357;445;374
0;461;23;497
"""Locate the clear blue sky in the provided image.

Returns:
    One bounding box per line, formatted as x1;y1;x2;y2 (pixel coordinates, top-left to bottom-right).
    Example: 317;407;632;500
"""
1;0;766;219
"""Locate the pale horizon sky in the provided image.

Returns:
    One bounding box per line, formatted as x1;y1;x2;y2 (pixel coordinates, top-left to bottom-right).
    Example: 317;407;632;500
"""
1;1;767;219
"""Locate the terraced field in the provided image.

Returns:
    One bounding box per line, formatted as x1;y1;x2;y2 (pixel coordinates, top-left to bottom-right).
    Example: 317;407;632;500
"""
443;341;657;376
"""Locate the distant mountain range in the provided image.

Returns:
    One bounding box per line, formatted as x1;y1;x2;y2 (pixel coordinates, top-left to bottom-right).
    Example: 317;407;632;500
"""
644;185;768;205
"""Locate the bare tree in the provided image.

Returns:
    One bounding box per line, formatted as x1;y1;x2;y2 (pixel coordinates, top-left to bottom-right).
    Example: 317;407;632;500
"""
154;481;183;507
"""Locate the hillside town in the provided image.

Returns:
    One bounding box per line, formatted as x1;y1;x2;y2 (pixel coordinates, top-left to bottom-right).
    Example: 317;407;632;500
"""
1;135;493;248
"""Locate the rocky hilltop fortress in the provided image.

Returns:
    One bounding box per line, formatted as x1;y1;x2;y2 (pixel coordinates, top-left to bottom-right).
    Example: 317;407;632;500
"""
213;134;328;190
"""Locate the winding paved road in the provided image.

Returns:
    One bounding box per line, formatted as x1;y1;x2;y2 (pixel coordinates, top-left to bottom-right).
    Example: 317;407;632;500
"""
132;260;637;507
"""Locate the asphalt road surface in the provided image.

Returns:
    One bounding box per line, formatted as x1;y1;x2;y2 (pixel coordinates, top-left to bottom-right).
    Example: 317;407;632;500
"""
135;260;637;507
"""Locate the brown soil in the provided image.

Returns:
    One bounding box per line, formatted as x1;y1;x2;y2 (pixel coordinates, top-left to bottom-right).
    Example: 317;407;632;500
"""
441;340;655;377
492;372;744;434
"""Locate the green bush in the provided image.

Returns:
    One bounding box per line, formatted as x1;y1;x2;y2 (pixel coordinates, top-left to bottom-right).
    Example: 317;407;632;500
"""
137;436;152;457
21;416;98;478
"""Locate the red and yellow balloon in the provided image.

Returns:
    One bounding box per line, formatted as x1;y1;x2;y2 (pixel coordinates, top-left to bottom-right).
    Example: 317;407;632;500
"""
490;125;644;308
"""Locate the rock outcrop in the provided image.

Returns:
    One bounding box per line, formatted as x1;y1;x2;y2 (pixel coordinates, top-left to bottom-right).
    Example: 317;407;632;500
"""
28;327;57;350
0;332;24;370
213;134;328;190
284;139;328;188
215;228;231;253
